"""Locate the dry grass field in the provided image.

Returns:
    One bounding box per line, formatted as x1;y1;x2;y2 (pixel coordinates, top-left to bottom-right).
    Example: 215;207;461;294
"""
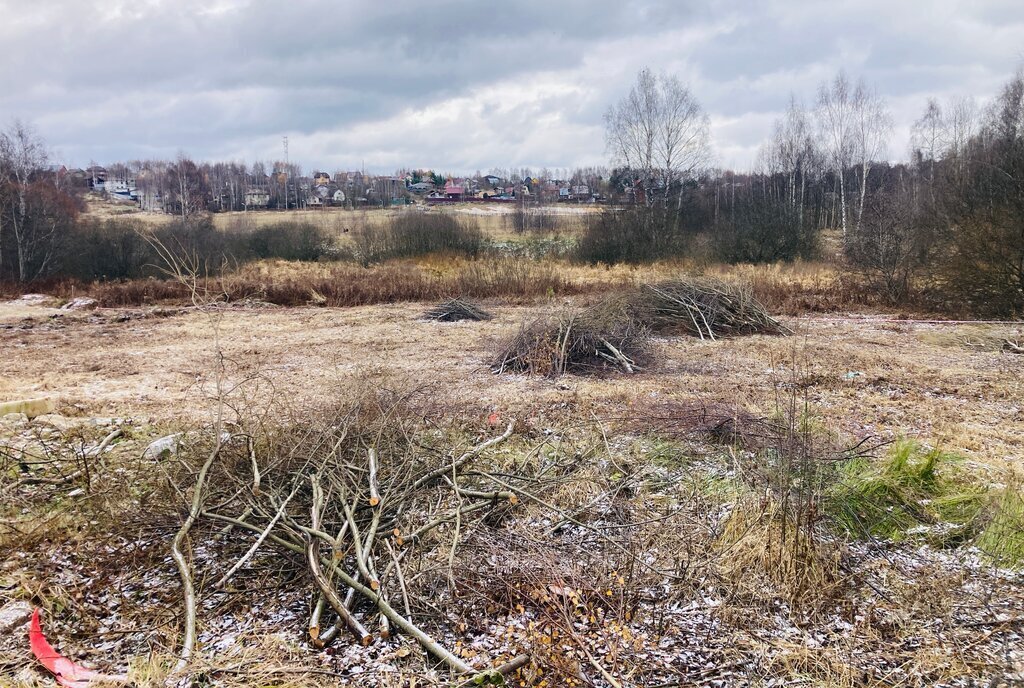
1;200;1022;684
1;286;1022;686
81;197;596;245
0;300;1021;470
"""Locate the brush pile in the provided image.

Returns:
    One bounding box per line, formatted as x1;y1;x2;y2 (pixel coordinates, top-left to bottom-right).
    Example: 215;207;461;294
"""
169;399;537;682
635;279;788;339
423;298;493;322
492;303;650;377
622;399;784;449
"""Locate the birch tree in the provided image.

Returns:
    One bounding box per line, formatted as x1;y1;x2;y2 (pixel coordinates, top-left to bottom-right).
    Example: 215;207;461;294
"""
769;96;817;221
851;82;892;232
943;96;978;182
816;72;891;237
605;68;710;236
1;121;51;281
911;99;943;175
816;72;856;237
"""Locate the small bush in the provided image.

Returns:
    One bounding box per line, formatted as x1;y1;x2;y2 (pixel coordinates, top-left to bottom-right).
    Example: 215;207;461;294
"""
714;197;819;264
245;222;329;262
844;190;937;304
575;208;688;264
353;213;482;263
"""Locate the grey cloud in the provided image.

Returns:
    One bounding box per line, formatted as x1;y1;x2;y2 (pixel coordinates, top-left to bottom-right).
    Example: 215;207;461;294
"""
1;0;1021;171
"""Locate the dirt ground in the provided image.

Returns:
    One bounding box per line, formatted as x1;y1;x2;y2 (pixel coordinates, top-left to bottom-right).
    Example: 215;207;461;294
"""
2;299;1021;471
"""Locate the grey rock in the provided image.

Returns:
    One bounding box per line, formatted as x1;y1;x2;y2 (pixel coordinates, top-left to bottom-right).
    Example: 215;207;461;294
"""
0;599;32;635
60;297;98;311
143;433;184;460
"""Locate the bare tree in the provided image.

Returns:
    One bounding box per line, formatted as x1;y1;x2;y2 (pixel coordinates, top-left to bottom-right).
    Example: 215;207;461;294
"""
816;72;891;238
851;82;892;232
911;98;944;179
168;153;206;222
943;96;978;181
816;72;857;237
767;96;818;222
0;121;62;281
605;67;710;234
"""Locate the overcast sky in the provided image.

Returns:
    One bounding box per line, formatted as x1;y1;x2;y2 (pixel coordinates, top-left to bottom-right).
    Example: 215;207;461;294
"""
2;0;1022;174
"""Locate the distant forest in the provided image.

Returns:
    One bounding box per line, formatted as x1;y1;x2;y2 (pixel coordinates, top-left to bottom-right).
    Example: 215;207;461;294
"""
1;67;1022;315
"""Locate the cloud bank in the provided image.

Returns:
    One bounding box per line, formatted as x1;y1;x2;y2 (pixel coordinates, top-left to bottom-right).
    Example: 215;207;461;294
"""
1;0;1021;172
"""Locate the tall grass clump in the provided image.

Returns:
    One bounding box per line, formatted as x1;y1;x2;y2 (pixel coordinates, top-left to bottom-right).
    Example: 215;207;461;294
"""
827;440;986;546
713;393;847;609
976;481;1024;568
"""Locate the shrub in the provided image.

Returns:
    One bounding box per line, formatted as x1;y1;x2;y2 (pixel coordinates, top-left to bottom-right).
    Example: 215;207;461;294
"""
844;190;937;304
63;219;154;280
353;213;482;263
575;208;689;264
246;222;329;262
714;197;818;264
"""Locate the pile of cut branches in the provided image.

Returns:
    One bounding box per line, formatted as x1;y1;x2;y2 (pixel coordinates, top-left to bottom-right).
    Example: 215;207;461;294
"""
423;298;493;322
492;302;649;377
635;279;789;339
168;398;544;682
618;399;783;450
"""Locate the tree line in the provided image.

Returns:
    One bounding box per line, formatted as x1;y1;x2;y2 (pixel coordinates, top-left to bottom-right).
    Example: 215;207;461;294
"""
586;67;1023;315
2;66;1022;314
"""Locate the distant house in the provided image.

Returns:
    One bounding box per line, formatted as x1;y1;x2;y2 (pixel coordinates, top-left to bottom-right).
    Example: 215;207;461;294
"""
483;174;502;187
409;181;434;193
87;166;107;188
332;189;346;204
313;171;331;186
443;182;464;200
245;189;270;208
103;177;138;203
307;194;324;207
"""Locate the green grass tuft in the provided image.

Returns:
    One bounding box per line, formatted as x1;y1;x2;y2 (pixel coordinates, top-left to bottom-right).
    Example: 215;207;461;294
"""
828;440;986;546
976;482;1024;568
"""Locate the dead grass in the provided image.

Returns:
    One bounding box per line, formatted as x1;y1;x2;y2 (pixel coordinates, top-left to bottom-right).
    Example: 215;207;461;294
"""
2;256;1023;684
715;496;844;608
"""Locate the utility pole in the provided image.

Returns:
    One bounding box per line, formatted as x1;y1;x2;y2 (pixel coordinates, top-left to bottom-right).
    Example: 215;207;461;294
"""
282;136;289;211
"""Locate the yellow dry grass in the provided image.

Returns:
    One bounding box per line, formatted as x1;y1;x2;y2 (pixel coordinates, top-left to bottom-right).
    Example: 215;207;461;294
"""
1;298;1020;474
80;195;597;243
